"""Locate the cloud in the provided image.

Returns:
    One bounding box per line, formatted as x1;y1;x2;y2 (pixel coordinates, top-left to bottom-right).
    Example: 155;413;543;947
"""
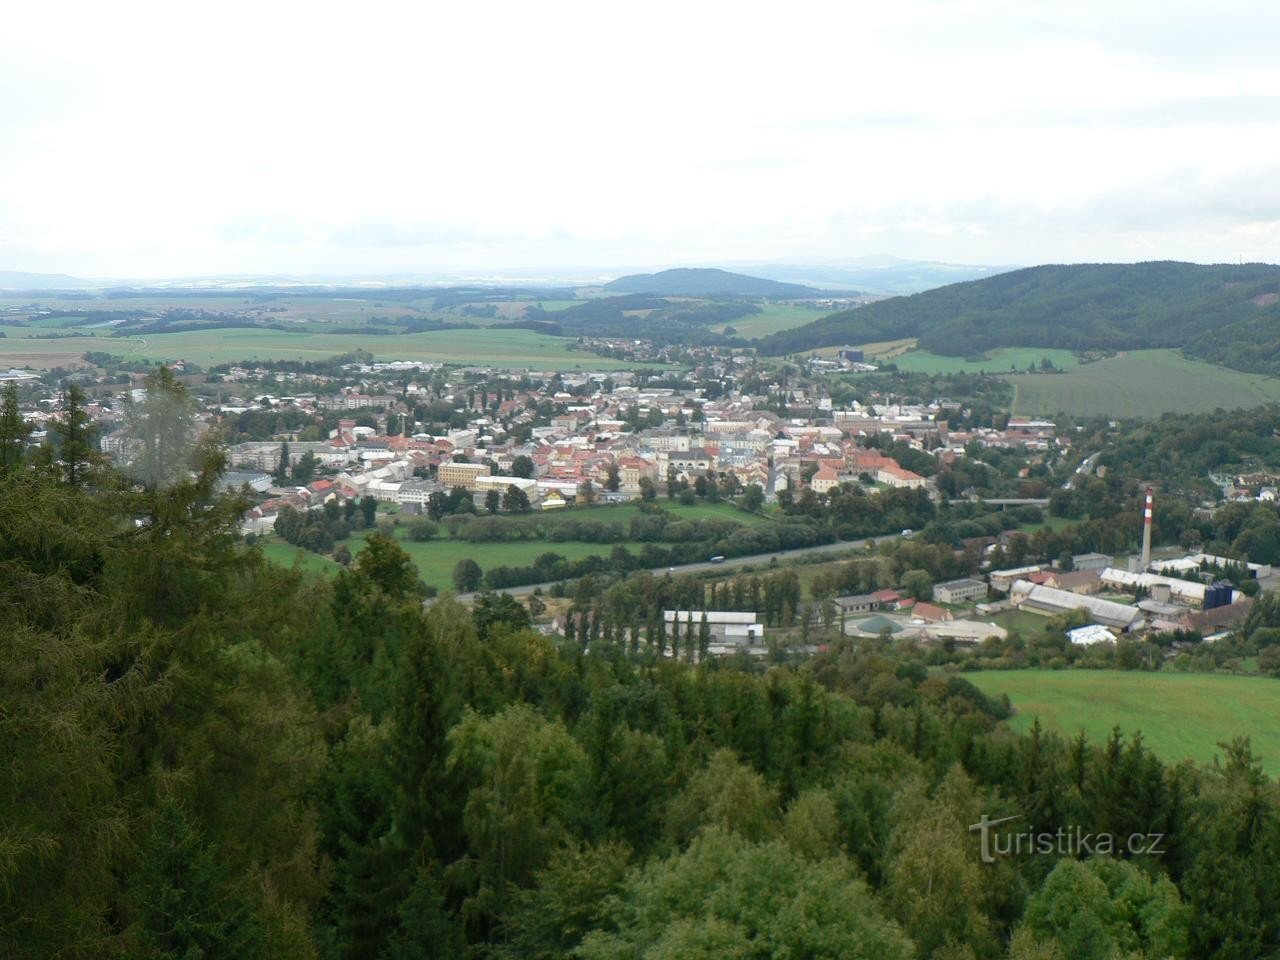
1;0;1279;275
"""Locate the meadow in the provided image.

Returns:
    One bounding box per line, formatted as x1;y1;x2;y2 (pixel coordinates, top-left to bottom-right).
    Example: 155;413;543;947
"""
714;303;832;339
889;347;1081;374
260;500;768;589
1006;349;1280;418
964;669;1280;772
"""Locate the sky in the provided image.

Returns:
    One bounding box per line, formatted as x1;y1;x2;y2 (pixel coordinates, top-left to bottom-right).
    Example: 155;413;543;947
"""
2;0;1279;279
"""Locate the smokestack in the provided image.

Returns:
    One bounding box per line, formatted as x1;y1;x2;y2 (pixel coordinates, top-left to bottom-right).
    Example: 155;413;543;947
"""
1141;486;1153;569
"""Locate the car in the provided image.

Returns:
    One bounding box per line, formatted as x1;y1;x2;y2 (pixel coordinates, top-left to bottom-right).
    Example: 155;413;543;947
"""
709;555;726;564
900;529;913;537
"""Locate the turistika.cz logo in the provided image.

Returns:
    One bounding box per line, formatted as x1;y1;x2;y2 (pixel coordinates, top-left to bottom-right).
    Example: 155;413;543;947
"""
968;814;1165;864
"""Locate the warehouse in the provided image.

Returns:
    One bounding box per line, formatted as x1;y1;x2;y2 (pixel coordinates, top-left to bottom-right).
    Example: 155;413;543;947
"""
1010;580;1143;630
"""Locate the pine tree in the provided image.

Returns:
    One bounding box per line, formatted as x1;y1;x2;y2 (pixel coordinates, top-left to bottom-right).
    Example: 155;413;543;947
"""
52;384;96;486
0;382;29;476
274;441;291;485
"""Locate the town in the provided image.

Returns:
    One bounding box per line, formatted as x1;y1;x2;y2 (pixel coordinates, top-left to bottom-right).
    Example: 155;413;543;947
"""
5;347;1274;666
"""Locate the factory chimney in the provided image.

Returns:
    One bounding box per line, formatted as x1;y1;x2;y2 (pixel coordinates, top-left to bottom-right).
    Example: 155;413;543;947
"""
1140;486;1153;569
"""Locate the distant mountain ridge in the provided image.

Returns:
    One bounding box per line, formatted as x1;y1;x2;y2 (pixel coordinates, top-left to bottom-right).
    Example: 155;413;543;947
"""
733;258;1020;295
754;261;1280;376
602;267;823;299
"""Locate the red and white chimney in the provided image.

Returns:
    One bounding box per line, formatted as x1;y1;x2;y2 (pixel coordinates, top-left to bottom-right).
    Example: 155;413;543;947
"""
1140;486;1153;569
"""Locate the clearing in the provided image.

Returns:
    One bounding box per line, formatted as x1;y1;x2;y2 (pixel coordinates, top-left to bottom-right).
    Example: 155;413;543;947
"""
965;669;1280;772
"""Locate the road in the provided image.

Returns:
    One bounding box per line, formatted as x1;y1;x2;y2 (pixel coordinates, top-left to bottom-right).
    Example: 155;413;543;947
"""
453;534;898;601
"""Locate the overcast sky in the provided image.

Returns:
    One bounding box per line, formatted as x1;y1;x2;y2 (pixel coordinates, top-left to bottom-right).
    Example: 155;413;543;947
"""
2;0;1278;278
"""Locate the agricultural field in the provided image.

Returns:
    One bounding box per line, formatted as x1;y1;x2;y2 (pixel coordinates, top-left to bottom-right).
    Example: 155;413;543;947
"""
964;669;1280;772
1007;349;1280;418
0;326;661;370
890;347;1081;375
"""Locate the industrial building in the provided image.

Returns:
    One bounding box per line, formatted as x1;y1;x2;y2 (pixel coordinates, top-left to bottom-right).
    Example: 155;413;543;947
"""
1099;568;1223;609
663;610;765;656
1010;579;1144;630
1070;552;1113;572
933;578;988;605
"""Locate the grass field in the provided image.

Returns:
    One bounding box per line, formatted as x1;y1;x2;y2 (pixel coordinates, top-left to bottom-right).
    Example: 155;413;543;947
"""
1007;350;1280;418
965;669;1280;772
0;326;660;371
259;500;770;589
891;348;1081;374
715;303;832;339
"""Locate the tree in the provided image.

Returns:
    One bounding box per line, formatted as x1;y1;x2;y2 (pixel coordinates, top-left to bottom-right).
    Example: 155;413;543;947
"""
121;367;200;490
578;829;913;960
902;569;934;602
604;462;620;492
352;533;421;600
52;384;96;486
274;440;291;485
485;489;502;514
503;484;531;513
453;558;483;592
360;495;378;527
511;455;534;479
578;479;596;504
128;799;266;959
446;704;591;922
740;483;764;513
407;518;438;541
638;476;656;501
0;382;30;476
291;450;319;484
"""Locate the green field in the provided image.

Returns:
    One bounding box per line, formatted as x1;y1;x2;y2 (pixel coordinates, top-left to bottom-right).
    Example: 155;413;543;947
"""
260;500;770;589
716;303;832;339
0;326;659;370
1007;350;1280;418
891;347;1081;374
965;669;1280;771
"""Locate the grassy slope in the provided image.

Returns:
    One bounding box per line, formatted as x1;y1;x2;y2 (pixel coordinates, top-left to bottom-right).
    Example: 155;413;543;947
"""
1007;350;1280;418
965;669;1280;772
891;347;1080;375
713;303;831;339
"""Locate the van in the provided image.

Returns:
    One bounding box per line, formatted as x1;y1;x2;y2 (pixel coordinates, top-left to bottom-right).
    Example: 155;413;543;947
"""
900;529;913;538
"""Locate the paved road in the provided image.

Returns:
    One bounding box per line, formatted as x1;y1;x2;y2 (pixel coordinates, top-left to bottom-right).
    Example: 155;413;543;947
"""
453;534;899;601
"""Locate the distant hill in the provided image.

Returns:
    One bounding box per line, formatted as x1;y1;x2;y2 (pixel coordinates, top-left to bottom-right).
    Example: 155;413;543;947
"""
0;270;106;290
531;294;755;345
754;261;1280;375
603;268;822;299
734;257;1020;295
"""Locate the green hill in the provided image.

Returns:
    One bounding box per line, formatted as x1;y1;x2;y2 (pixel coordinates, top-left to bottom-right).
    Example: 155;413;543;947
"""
755;261;1280;375
604;267;821;299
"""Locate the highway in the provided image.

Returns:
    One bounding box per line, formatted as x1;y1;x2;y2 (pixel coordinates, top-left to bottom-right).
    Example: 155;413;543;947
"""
453;534;899;602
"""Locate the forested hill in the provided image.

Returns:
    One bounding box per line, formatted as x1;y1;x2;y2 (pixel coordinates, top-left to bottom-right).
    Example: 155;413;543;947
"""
604;267;822;298
754;261;1280;373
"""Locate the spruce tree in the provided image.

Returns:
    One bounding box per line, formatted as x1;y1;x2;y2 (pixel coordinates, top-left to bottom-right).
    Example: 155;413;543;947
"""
0;382;29;476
